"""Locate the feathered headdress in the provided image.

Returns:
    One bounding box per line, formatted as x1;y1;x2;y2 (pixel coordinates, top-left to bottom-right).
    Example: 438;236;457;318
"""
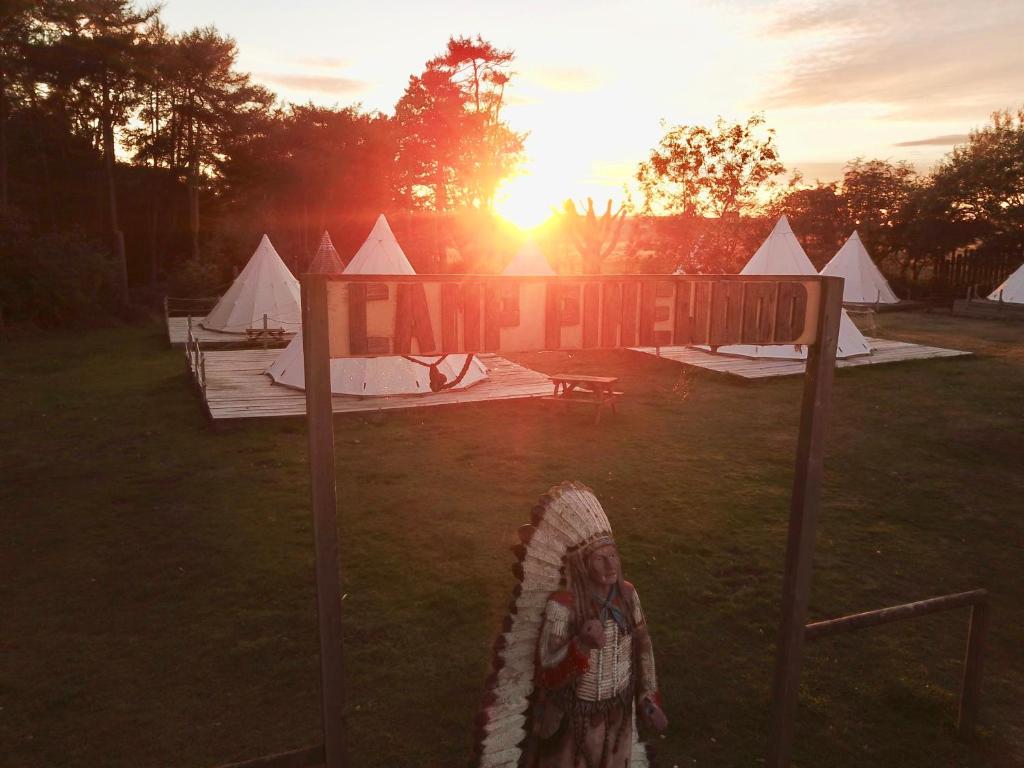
473;481;651;767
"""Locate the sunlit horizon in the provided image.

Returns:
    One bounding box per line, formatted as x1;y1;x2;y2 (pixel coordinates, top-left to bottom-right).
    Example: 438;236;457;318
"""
157;0;1022;220
492;174;565;232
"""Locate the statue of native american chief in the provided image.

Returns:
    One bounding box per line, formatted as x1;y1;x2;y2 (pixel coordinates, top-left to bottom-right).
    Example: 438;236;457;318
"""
475;481;668;768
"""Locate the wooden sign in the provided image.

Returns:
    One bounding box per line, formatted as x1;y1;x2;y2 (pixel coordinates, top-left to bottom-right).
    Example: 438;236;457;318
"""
292;272;847;768
315;275;825;358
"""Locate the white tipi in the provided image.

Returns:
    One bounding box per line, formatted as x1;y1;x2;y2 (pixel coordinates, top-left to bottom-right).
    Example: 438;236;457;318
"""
988;262;1024;303
503;241;556;276
266;215;489;397
306;230;345;274
822;231;899;304
708;216;872;360
345;214;415;275
202;235;301;333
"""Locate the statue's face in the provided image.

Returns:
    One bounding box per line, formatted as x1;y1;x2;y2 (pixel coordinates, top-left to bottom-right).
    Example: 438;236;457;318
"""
587;544;620;589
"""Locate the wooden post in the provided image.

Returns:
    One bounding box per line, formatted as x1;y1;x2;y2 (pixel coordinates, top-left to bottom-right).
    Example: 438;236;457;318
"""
301;276;347;768
263;313;269;351
766;276;844;768
958;599;990;737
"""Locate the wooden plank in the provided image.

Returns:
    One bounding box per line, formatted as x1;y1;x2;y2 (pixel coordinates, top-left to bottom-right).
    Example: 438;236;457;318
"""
743;282;778;344
601;282;622;348
621;283;639;347
441;283;460;353
394;283;437;354
805;590;988;641
550;374;618;384
347;284;368;356
582;283;601;349
365;283;388;301
629;337;970;380
638;282;658;346
484;283;502;352
301;276;348;768
463;283;483;352
959;600;990;737
674;281;693;345
366;337;391;355
766;276;843;768
691;282;712;345
193;352;553;421
561;283;581;325
953;298;1024;321
773;282;808;344
545;283;562;350
499;283;520;327
709;281;745;347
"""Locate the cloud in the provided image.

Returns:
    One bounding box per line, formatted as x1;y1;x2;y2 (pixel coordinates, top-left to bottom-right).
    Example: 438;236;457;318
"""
289;55;355;69
530;67;603;92
763;1;868;35
258;73;370;95
894;133;969;147
505;93;540;107
788;161;846;183
762;0;1023;121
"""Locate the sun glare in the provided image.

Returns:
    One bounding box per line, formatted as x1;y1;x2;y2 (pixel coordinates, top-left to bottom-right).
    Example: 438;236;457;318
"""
493;174;560;231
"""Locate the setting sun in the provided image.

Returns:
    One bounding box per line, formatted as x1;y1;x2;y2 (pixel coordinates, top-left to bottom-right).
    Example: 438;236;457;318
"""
5;3;1024;768
493;173;560;232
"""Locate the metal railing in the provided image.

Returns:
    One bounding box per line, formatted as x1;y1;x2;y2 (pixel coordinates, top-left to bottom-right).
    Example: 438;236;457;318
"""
165;295;219;318
185;318;206;393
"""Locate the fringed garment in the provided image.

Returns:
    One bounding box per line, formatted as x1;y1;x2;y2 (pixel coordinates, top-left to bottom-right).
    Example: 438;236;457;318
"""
525;583;659;768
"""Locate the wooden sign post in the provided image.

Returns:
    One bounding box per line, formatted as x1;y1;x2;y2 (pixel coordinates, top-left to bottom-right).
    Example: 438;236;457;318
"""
766;276;844;767
301;276;347;768
293;274;843;768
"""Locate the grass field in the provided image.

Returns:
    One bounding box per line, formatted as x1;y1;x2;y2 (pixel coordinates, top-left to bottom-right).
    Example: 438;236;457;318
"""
2;311;1022;768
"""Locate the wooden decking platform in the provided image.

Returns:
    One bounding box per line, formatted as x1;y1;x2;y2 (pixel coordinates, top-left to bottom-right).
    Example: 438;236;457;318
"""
186;350;553;421
952;299;1024;322
630;337;971;380
845;300;926;313
166;316;296;348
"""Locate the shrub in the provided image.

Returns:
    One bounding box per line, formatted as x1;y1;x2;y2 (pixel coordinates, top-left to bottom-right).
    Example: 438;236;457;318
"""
0;228;118;328
166;254;224;298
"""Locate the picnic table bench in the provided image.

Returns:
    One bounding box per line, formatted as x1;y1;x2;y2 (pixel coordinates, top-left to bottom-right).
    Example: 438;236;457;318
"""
245;326;288;347
542;373;621;424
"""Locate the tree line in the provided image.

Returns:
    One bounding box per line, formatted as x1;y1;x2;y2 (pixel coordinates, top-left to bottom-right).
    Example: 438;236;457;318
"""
0;0;1020;327
626;110;1024;296
0;1;523;324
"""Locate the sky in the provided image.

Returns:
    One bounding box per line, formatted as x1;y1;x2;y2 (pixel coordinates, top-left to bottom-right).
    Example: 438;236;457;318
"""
160;0;1022;227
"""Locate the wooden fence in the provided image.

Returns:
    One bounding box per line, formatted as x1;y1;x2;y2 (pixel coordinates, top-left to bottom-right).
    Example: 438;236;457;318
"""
805;589;989;738
932;252;1018;298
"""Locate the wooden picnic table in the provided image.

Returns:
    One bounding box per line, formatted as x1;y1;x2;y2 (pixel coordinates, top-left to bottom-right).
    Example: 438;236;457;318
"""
245;326;288;348
543;373;621;424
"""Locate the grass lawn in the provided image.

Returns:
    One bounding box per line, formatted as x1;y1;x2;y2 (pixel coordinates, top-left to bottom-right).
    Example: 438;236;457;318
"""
1;311;1022;767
